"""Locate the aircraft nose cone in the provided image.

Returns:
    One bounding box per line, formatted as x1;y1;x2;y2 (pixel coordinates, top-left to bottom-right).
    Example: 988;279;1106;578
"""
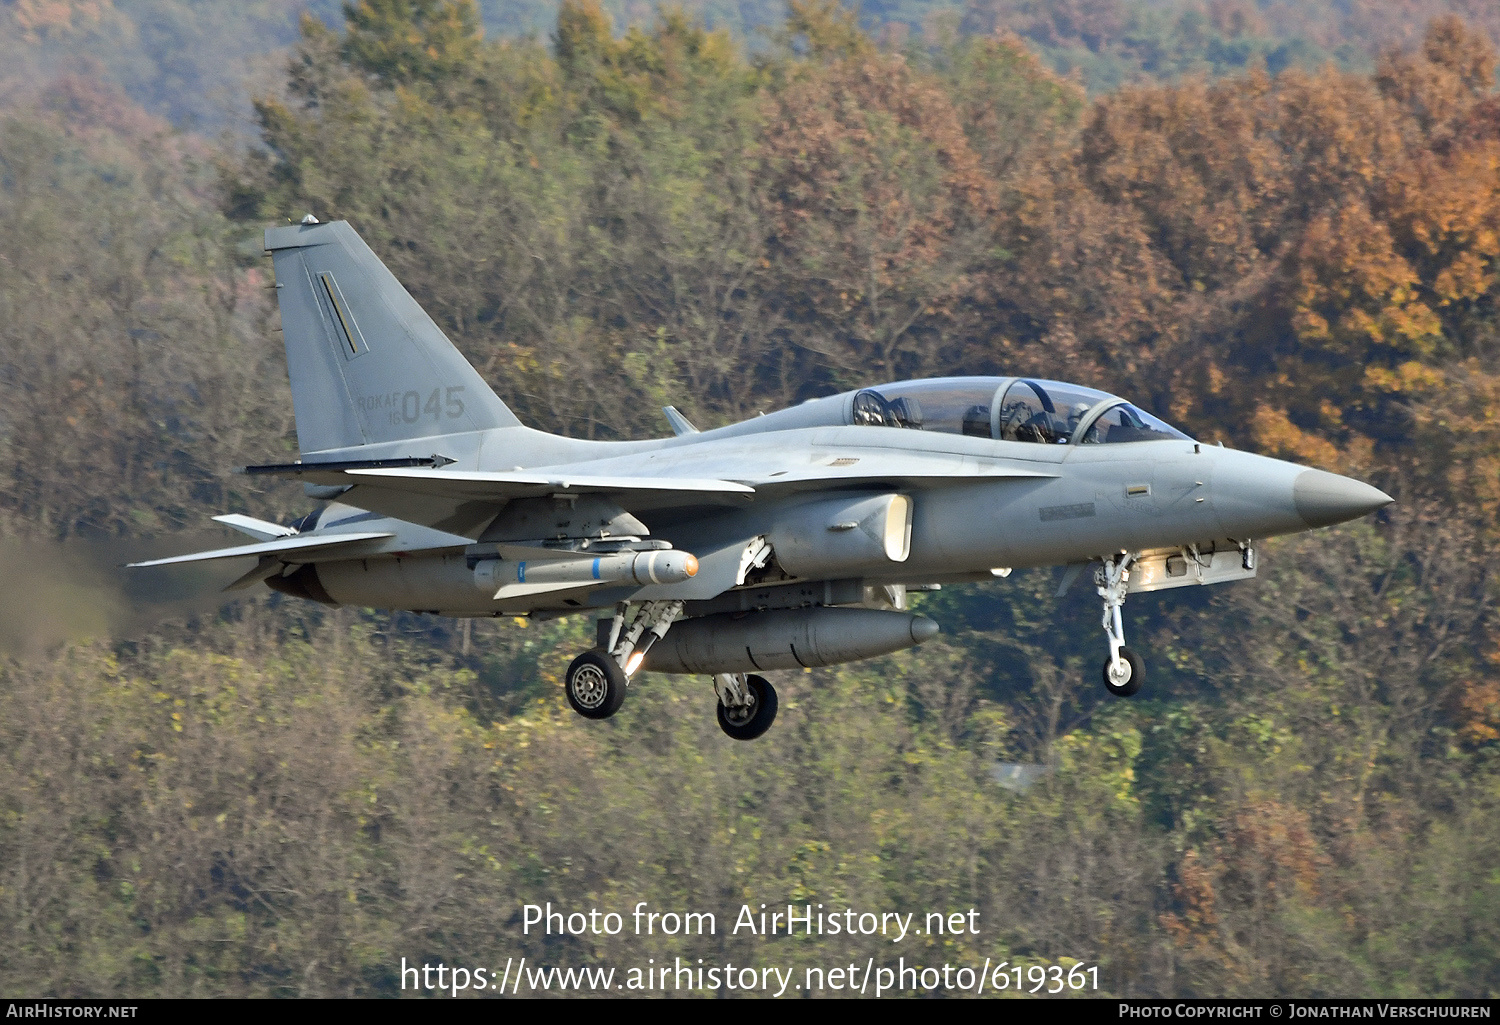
909;616;940;643
1293;469;1393;528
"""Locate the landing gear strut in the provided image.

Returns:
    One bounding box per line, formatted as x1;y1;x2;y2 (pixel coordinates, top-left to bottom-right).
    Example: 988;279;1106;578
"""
713;673;778;740
563;600;683;720
1096;553;1144;697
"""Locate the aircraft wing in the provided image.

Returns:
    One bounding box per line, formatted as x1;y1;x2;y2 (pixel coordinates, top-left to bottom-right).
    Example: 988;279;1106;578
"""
346;467;754;499
127;531;393;568
740;464;1057;490
238;454;1049;537
535;441;1061;494
246;460;753;515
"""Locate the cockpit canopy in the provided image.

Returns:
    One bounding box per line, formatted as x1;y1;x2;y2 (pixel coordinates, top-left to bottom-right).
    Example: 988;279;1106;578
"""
852;377;1191;445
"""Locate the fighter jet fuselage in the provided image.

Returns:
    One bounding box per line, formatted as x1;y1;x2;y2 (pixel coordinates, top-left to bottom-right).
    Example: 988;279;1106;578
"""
278;416;1377;612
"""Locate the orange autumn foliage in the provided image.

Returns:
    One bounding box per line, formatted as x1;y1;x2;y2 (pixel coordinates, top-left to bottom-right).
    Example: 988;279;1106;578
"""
993;16;1500;519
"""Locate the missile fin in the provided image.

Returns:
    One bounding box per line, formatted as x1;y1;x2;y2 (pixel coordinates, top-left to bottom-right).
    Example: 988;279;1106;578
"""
491;581;591;600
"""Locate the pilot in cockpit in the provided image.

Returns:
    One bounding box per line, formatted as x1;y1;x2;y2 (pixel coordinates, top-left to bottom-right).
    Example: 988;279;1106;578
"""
1067;402;1092;438
851;378;1191;445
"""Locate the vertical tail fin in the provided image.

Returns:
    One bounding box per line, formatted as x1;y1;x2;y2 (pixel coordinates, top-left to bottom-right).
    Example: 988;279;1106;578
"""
265;219;519;454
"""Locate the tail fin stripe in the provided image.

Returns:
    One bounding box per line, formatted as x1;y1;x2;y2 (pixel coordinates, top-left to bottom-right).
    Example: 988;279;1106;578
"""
319;272;368;357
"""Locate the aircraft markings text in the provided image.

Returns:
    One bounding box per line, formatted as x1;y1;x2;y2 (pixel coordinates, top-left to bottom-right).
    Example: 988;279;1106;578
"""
356;385;467;425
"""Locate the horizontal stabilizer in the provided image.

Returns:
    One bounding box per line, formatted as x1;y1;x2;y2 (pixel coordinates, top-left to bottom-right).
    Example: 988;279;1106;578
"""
128;531;393;568
212;514;296;541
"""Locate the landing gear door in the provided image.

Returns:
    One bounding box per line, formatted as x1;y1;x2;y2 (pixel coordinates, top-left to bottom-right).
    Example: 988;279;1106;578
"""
1128;544;1257;593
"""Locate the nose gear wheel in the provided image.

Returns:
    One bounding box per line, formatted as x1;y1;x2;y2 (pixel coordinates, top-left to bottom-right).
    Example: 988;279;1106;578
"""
1095;553;1146;697
1102;646;1144;697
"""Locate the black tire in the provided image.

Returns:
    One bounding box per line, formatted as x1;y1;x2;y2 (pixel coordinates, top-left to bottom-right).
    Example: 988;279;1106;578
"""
716;674;778;741
1102;647;1144;697
565;650;628;719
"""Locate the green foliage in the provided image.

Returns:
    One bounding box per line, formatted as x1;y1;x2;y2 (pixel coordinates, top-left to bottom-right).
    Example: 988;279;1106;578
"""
343;0;484;85
2;0;1496;136
2;529;1495;996
0;85;296;540
958;0;1415;93
780;0;873;59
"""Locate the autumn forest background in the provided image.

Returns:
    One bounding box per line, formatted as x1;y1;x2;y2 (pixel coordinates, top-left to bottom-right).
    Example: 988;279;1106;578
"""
1;0;1499;998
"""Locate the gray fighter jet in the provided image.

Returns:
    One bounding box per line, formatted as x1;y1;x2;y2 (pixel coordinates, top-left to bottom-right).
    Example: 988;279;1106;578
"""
132;218;1393;740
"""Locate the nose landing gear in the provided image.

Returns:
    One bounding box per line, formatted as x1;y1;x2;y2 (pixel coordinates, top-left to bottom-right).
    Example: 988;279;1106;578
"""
1096;553;1144;697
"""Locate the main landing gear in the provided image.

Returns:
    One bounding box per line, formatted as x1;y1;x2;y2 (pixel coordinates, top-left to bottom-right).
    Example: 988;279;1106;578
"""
564;600;682;719
562;600;780;739
1096;553;1145;697
563;650;628;719
713;673;778;741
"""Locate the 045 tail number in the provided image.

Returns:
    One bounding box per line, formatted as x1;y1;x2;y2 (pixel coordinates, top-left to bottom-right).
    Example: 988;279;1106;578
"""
387;386;465;425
